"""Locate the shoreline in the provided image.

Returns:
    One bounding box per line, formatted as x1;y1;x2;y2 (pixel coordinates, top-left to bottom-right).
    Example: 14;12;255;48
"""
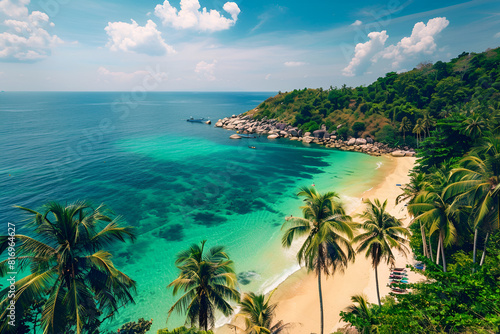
216;156;416;334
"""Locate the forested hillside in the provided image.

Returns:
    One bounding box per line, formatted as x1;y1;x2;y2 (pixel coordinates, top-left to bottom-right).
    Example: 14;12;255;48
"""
246;47;500;147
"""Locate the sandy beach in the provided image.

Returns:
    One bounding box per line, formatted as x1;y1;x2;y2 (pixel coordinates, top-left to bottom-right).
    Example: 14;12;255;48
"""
216;156;417;334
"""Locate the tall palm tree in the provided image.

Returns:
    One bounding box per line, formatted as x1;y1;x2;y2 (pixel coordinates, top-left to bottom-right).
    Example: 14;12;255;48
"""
281;186;355;334
167;240;240;331
0;201;136;334
444;135;500;266
396;172;429;257
422;112;436;137
399;116;412;144
412;119;424;147
237;292;289;334
353;199;410;306
409;190;457;272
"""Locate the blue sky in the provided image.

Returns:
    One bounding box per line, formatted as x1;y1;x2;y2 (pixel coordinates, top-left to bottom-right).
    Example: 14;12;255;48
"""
0;0;499;91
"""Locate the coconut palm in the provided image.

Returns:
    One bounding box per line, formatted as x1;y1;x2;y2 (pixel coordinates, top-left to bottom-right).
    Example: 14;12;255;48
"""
281;186;355;334
463;114;487;140
444;135;500;266
353;199;410;306
237;292;289;334
396;172;429;257
167;240;240;331
412;119;425;147
399;116;412;144
343;294;378;334
0;201;136;334
422;112;436;137
409;190;457;272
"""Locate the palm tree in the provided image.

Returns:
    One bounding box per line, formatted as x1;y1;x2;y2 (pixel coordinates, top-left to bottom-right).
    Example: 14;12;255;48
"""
281;186;355;334
0;201;136;334
409;190;457;272
399;116;412;144
353;199;410;306
422;112;436;137
444;135;500;266
167;240;240;331
343;294;378;334
462;114;486;140
396;172;429;257
412;119;424;147
237;291;289;334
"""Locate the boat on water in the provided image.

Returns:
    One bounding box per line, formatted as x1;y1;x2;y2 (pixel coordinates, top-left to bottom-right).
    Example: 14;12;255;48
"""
187;117;211;124
248;146;256;149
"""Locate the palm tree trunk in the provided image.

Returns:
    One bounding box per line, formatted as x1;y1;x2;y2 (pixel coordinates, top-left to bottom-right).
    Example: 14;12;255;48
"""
479;232;490;266
428;235;434;261
472;228;478;268
440;233;447;272
375;265;381;307
318;271;324;334
436;236;441;265
420;221;428;257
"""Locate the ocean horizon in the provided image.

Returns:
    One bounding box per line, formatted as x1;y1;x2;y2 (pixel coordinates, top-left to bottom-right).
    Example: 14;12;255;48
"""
0;92;389;331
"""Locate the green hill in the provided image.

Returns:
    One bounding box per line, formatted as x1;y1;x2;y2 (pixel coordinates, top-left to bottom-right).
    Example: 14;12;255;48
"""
245;47;500;146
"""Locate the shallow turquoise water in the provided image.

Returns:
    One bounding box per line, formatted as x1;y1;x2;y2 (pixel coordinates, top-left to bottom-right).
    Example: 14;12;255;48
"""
0;92;388;331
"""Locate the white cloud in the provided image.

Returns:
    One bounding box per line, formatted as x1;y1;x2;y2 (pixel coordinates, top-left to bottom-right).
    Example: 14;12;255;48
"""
0;0;29;18
195;60;216;80
154;0;240;32
351;20;362;26
0;1;62;62
284;61;307;67
381;17;449;67
343;17;449;76
494;32;500;38
265;73;271;80
342;30;388;77
98;66;168;83
105;19;175;56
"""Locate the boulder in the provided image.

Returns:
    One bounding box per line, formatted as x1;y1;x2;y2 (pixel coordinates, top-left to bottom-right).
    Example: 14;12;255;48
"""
355;138;367;145
229;134;242;139
391;150;406;157
215;121;223;127
366;137;374;144
289;128;299;137
290;137;299;141
304;132;311;137
313;129;328;138
267;134;279;139
347;138;356;146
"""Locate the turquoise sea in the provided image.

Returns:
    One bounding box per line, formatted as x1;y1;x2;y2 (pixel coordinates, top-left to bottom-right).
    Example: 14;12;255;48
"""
0;92;390;331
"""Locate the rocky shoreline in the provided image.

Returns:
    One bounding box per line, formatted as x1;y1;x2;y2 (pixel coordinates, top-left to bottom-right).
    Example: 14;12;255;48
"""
215;115;416;157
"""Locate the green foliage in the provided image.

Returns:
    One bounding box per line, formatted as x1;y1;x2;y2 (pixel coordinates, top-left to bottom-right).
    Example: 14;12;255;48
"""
352;121;366;133
117;318;153;334
374;125;398;145
244;47;500;149
301;121;320;133
157;326;213;334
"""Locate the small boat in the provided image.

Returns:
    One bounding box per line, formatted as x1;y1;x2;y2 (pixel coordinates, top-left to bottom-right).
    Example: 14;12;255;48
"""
187;117;211;124
248;146;256;149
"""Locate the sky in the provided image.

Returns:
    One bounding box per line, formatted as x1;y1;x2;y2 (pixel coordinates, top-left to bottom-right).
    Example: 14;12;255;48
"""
0;0;499;91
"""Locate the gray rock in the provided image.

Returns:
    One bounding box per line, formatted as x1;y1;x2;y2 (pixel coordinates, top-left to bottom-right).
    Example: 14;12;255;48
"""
366;137;374;144
267;134;279;139
391;150;406;157
230;134;241;139
347;138;356;146
313;129;328;138
355;138;367;145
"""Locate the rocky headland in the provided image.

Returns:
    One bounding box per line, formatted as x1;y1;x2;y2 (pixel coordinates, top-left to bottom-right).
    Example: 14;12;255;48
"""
215;114;416;157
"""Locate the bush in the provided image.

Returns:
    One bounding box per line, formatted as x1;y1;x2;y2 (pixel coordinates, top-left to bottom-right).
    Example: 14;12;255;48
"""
300;121;320;133
375;125;398;145
116;318;152;334
352;121;366;133
337;126;352;139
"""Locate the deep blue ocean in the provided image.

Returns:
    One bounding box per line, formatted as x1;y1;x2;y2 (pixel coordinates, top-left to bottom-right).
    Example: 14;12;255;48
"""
0;92;389;331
